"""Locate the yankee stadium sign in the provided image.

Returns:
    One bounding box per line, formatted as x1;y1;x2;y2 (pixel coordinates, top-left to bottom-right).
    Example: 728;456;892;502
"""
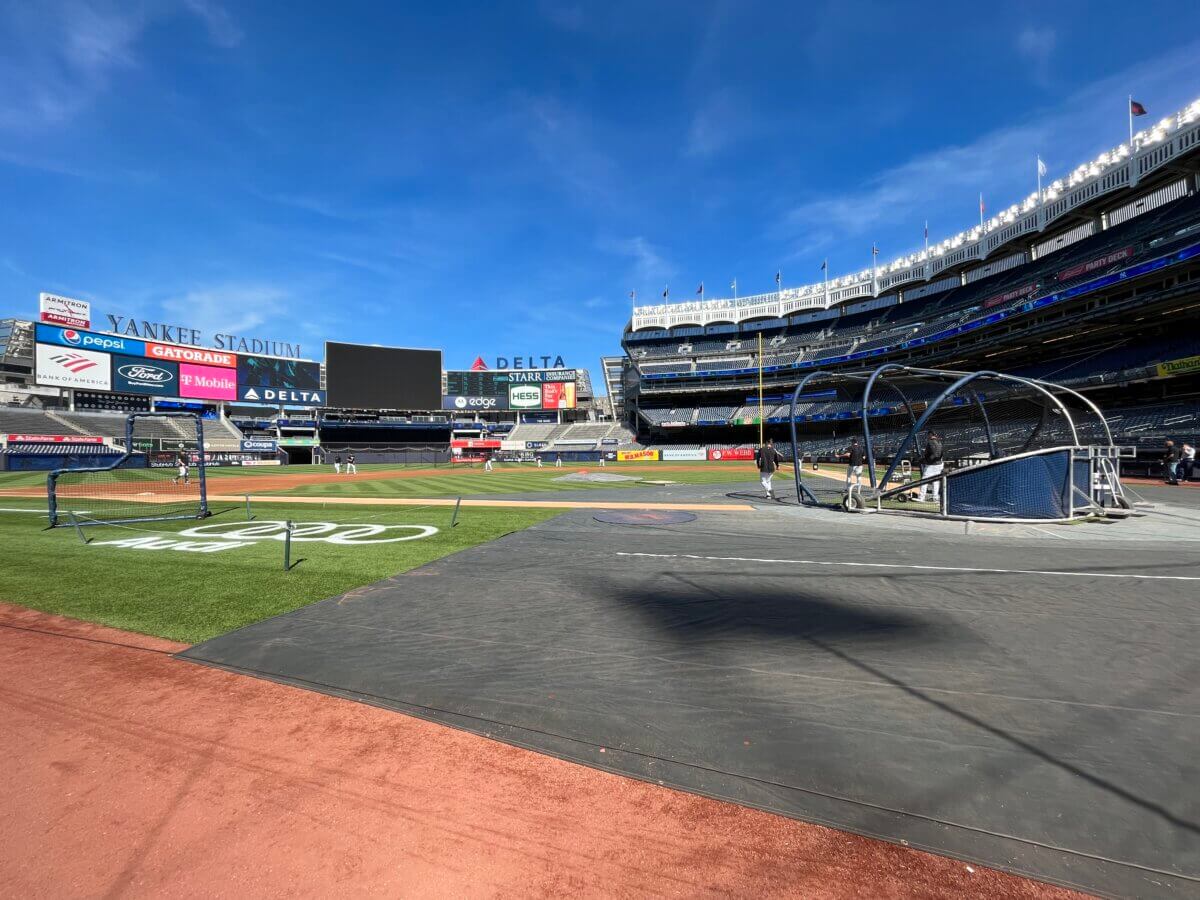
104;315;301;358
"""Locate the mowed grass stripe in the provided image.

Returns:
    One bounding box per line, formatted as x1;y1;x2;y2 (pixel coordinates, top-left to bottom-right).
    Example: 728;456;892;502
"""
0;502;558;643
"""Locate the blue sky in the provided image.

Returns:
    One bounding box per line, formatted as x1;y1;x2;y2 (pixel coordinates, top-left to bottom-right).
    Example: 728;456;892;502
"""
2;1;1198;381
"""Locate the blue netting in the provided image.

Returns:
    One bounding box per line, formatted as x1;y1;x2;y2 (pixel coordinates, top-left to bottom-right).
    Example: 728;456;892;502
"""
1072;459;1091;505
946;450;1072;519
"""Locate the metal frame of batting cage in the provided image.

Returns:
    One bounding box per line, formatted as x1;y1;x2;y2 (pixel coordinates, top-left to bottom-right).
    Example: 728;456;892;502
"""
788;363;1126;522
47;411;210;527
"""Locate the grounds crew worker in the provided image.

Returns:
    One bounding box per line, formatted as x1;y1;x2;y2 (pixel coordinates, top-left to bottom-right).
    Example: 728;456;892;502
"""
843;438;865;488
755;438;785;500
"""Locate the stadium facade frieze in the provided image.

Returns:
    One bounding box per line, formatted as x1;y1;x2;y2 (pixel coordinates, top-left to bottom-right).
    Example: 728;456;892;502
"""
103;314;302;358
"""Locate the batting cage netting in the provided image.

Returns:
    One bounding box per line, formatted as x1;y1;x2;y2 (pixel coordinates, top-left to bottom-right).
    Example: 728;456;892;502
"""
47;412;209;527
788;365;1120;521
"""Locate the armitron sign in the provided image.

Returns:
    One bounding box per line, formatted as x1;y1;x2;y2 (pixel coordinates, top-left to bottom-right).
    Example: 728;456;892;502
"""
39;293;90;329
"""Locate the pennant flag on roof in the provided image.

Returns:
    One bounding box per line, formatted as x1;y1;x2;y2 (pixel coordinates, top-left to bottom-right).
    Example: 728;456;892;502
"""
1130;99;1148;116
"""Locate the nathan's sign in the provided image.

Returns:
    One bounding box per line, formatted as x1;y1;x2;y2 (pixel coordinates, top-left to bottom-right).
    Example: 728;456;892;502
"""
1156;354;1200;378
104;315;301;358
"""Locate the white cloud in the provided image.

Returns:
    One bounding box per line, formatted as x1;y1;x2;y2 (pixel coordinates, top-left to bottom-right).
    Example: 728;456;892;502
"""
1016;26;1056;84
0;1;241;134
775;39;1200;266
157;284;289;337
599;236;676;285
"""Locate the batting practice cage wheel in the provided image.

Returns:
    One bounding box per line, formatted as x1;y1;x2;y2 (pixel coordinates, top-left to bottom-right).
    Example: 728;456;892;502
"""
47;412;210;527
788;365;1135;523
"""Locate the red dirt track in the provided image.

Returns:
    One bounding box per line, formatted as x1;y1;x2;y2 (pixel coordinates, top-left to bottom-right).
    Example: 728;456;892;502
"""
0;603;1080;898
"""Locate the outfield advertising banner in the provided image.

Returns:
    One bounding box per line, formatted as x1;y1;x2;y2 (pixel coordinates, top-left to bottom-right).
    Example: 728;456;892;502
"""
442;394;506;411
509;384;542;409
35;343;112;391
708;447;755;461
4;433;104;444
240;438;278;452
39;293;90;329
36;323;144;356
1156;354;1200;378
661;448;706;461
238;384;326;406
147;342;237;368
179;363;236;400
618;449;659;462
541;380;576;409
111;354;179;396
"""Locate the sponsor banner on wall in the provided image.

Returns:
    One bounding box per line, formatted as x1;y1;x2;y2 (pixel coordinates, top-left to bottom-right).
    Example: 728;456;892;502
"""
35;343;112;391
982;282;1038;309
442;394;505;411
661;448;707;461
450;439;501;449
179;363;237;400
600;438;619;445
238;385;326;406
36;323;145;356
525;441;548;449
111;354;178;396
147;342;237;368
240;439;278;452
509;384;542;409
499;439;526;451
617;449;660;462
39;293;91;329
540;381;576;409
4;433;104;444
708;447;755;461
240;459;283;466
278;436;320;447
1156;354;1200;378
1056;246;1134;282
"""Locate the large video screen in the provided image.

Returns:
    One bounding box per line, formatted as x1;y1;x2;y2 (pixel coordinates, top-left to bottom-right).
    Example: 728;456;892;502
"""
325;342;442;410
238;354;322;391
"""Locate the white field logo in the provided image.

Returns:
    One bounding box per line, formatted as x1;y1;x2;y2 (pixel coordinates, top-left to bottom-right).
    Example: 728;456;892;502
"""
178;520;439;544
89;520;439;553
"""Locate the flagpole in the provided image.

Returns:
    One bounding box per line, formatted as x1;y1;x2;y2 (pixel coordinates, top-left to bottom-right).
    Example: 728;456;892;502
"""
979;193;984;230
757;332;764;447
1037;157;1042;205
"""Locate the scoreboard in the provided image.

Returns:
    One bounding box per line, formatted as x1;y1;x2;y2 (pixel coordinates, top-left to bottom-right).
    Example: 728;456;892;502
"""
444;368;577;411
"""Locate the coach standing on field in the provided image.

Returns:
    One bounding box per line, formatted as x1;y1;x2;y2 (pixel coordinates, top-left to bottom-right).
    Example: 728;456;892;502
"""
917;431;944;503
755;438;785;500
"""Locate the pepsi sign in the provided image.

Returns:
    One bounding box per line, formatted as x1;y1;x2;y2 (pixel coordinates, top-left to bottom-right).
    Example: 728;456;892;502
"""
36;323;145;356
111;354;178;396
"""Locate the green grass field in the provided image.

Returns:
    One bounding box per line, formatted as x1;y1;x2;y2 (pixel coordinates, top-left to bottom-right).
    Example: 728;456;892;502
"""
0;498;557;643
255;460;774;499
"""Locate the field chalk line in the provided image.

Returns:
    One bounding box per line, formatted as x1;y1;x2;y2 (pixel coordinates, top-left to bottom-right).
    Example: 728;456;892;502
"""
616;551;1200;581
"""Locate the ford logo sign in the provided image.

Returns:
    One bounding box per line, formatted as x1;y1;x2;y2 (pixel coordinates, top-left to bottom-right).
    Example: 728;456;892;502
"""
118;363;173;385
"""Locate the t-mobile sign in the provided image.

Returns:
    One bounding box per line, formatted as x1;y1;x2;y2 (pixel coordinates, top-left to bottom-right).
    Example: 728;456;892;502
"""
179;363;236;400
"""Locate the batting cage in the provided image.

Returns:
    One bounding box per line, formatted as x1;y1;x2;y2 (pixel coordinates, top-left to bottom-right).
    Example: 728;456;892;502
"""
788;365;1130;522
47;412;209;527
